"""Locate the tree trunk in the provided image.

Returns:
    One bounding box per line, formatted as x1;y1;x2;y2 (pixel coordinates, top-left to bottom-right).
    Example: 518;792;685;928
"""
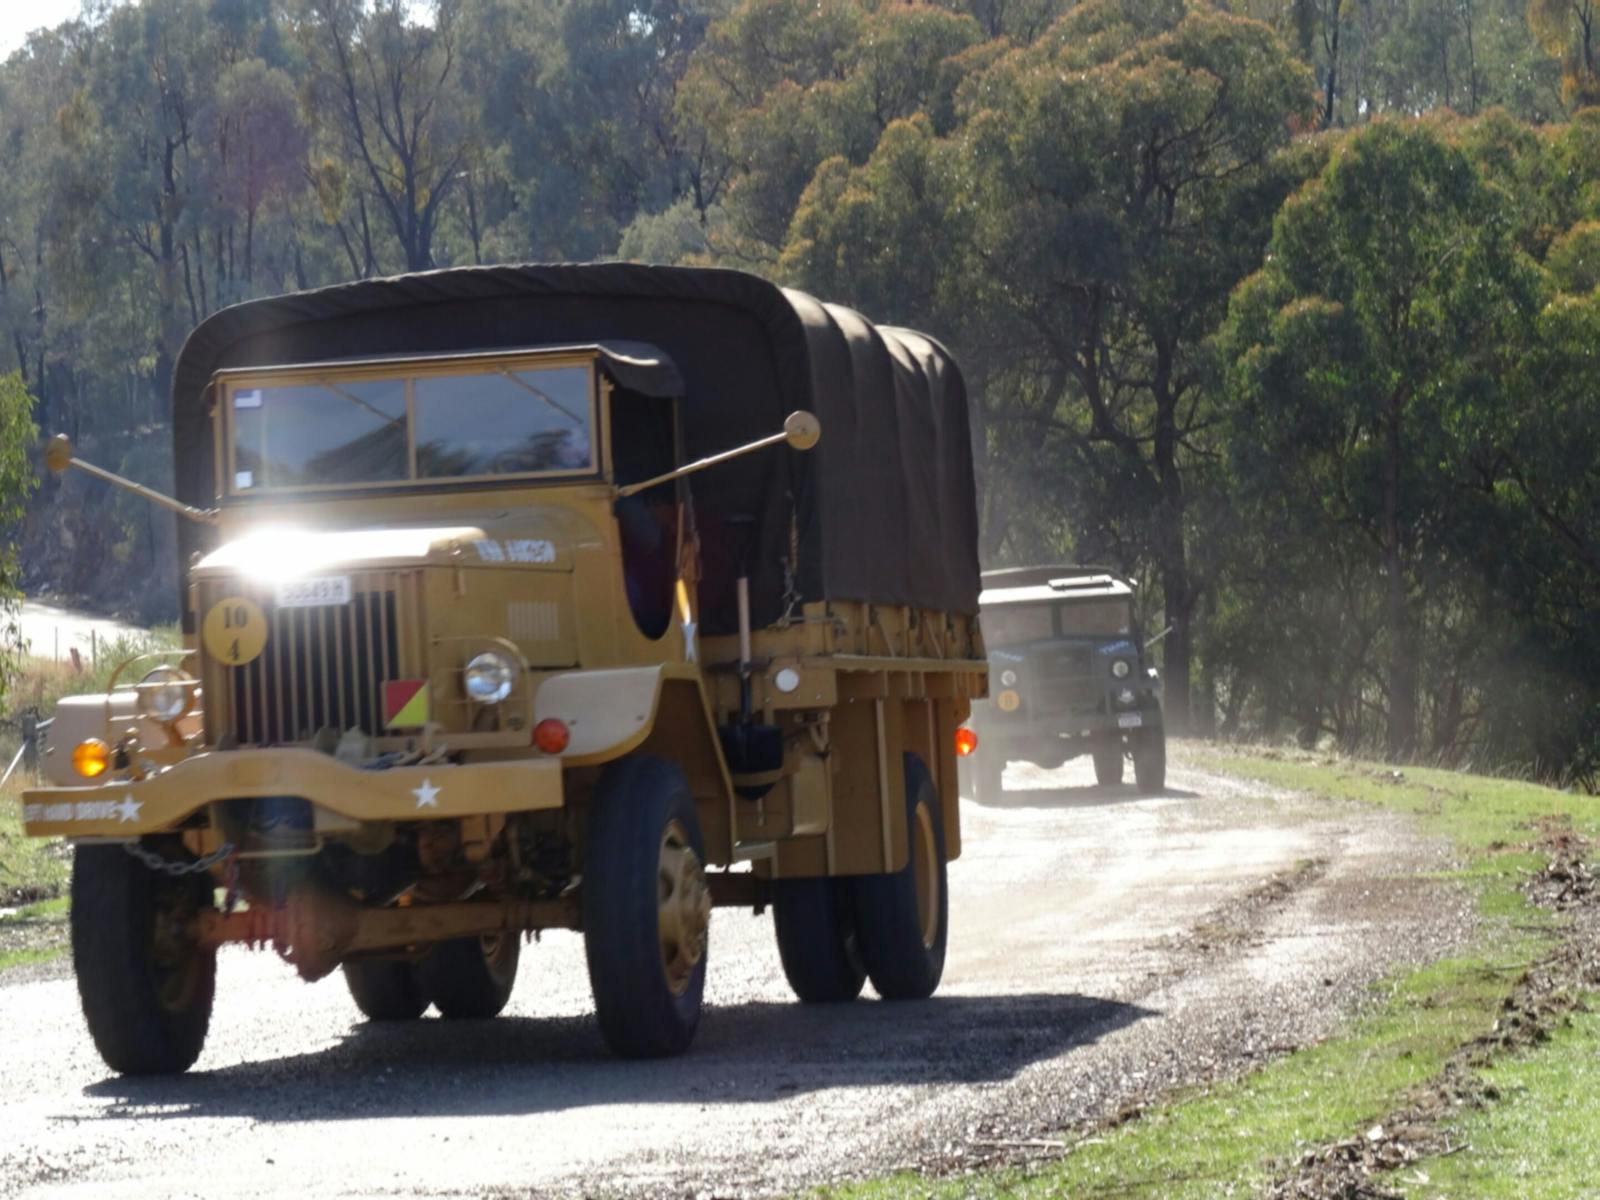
1383;391;1417;759
1152;343;1191;733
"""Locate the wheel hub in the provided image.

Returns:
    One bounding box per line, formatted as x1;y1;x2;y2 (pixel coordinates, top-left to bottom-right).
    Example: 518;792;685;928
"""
657;820;710;996
911;800;940;950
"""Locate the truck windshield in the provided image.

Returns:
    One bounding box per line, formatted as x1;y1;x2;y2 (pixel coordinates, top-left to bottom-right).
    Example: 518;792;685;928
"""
1059;600;1131;636
983;598;1132;646
227;360;595;493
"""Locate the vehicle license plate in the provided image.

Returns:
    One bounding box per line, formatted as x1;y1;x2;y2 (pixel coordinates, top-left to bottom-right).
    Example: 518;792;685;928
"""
276;575;352;608
1117;713;1143;729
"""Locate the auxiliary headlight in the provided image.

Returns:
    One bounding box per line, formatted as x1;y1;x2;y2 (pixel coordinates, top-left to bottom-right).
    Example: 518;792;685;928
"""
464;651;517;704
137;666;193;723
1111;659;1131;679
999;669;1018;688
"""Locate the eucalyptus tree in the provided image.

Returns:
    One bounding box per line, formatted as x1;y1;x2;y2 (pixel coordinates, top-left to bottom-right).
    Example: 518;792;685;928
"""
1219;119;1541;757
784;0;1315;731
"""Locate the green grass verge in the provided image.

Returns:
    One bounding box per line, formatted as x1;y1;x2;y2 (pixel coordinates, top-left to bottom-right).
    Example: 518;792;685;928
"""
822;748;1593;1200
0;771;67;906
1411;996;1600;1199
0;945;64;971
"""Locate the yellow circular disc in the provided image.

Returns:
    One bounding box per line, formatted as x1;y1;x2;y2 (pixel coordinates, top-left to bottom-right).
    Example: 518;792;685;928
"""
997;689;1021;713
202;596;268;667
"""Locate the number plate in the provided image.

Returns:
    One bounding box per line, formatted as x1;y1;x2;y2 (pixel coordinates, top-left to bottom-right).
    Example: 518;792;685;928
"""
1117;713;1143;729
275;575;352;608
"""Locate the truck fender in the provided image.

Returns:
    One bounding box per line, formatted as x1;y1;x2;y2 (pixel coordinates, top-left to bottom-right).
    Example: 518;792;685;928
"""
533;665;737;862
40;693;183;787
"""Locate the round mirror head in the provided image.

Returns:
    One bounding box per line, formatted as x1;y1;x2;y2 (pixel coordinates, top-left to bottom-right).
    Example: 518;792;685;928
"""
783;410;822;452
44;434;74;474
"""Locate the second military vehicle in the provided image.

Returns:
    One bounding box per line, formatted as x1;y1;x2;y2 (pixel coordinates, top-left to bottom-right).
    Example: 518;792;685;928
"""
965;566;1164;802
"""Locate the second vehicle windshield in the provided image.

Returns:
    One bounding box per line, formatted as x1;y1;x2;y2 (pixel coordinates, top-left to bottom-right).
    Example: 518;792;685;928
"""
227;359;595;493
984;598;1132;646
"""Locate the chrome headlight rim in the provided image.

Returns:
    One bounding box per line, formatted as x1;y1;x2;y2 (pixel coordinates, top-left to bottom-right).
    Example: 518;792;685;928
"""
136;665;194;724
1111;659;1131;679
464;650;517;704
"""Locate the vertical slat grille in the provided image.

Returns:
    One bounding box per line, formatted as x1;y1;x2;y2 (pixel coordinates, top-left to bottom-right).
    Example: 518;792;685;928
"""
201;571;420;746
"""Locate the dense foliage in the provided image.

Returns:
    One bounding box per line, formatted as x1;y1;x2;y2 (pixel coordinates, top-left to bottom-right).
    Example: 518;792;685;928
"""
0;0;1594;780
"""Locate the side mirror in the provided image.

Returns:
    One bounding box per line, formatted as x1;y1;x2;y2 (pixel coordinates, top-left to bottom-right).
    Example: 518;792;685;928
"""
40;431;217;525
616;410;823;499
45;433;74;474
783;411;821;451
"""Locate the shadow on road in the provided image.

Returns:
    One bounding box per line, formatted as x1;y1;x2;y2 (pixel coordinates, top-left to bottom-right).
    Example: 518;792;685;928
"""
83;990;1153;1121
966;782;1198;809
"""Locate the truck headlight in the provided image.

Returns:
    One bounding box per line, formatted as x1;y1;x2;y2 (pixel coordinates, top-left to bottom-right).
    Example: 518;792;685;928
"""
1111;659;1131;679
137;666;193;723
999;669;1017;687
464;651;516;704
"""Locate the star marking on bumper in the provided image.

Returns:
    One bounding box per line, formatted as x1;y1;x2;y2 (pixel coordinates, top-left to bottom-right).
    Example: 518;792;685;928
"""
115;797;143;823
412;779;441;809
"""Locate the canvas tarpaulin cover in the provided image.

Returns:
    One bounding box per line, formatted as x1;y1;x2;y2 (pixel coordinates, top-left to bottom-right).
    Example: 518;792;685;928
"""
172;263;980;635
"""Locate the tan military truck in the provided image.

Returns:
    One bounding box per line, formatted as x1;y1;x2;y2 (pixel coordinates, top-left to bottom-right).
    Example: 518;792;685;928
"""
21;264;986;1075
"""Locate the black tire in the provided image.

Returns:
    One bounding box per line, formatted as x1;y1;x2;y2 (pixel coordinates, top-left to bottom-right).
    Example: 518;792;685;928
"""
851;754;949;1000
420;934;521;1019
343;957;429;1021
1134;729;1167;795
972;750;1004;804
71;842;217;1076
772;876;865;1003
1092;744;1125;786
583;755;709;1058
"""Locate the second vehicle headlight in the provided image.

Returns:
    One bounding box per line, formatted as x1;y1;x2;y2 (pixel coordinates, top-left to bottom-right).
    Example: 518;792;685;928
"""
137;666;193;723
1111;659;1131;679
999;669;1018;687
464;651;517;704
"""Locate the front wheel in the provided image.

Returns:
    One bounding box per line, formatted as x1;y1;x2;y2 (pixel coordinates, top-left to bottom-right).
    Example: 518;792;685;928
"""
773;876;865;1003
420;933;521;1019
851;754;948;1000
1092;744;1124;787
583;756;710;1058
970;750;1004;804
1134;729;1167;795
72;842;217;1075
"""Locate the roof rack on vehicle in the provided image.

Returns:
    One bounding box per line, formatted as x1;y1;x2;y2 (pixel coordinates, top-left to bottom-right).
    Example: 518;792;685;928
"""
979;564;1127;590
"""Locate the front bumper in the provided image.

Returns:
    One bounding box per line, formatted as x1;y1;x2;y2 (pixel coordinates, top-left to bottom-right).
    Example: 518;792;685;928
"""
975;703;1162;743
20;748;563;838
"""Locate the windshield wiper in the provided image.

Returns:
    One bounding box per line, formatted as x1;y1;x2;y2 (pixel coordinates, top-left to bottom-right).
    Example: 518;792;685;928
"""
315;379;406;427
496;369;587;426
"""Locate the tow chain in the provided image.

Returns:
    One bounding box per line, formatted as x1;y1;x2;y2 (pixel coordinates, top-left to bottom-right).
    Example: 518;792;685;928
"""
122;840;237;877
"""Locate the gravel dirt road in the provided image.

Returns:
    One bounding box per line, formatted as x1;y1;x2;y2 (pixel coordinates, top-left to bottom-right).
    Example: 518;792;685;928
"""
0;747;1473;1199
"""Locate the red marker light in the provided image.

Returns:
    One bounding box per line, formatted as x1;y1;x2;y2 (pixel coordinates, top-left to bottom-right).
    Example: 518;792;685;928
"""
955;727;978;758
533;718;571;755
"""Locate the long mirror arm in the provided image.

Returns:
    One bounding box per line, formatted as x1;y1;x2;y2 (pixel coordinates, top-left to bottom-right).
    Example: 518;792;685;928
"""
615;410;821;500
44;434;219;526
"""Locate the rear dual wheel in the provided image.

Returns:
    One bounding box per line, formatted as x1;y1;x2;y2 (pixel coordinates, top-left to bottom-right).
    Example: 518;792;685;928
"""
775;753;948;1004
344;933;521;1022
